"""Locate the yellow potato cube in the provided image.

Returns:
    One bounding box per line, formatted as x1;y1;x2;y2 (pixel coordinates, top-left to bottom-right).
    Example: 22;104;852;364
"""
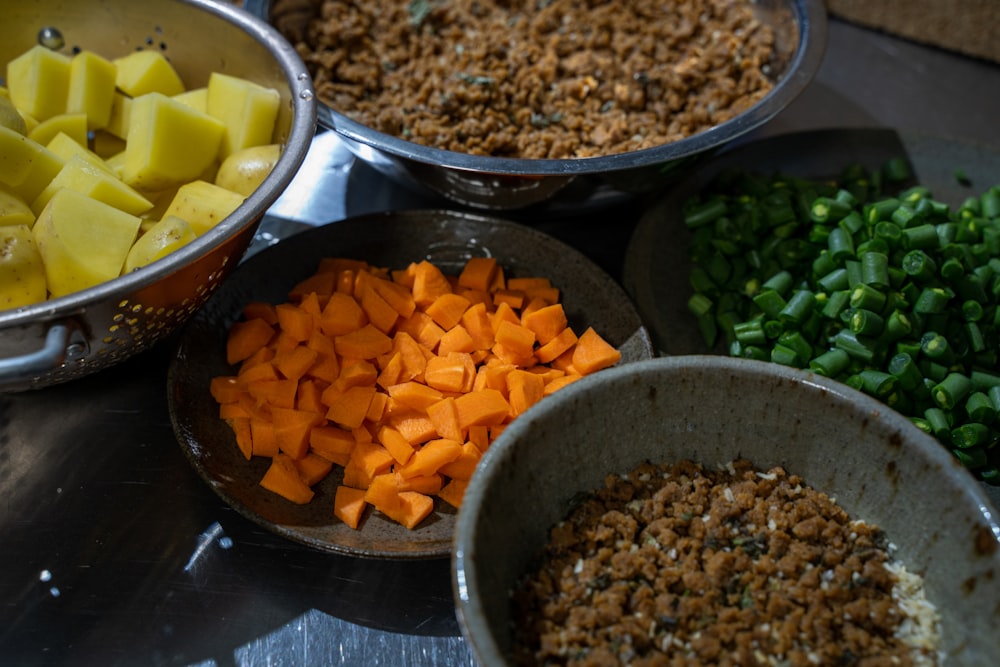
90;130;127;159
161;180;244;236
27;112;88;148
206;72;280;158
173;87;207;113
215;144;280;196
0;126;65;202
46;132;115;174
31;154;154;217
122;92;225;192
105;92;132;141
113;50;185;98
0;224;47;309
5;45;71;122
67;50;117;130
0;185;35;228
0;95;28;135
33;188;142;297
124;214;196;273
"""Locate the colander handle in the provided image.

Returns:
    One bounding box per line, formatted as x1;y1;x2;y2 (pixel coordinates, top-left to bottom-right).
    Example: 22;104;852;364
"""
0;324;69;383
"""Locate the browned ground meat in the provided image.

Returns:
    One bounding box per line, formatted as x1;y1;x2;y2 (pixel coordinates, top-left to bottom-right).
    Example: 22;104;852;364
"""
272;0;776;158
510;459;940;667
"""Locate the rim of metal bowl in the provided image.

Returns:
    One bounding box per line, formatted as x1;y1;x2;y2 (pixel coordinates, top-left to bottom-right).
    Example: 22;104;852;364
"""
317;0;827;176
0;0;317;330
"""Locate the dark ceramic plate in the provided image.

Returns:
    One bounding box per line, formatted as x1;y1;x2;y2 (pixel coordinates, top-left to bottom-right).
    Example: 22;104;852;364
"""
168;210;654;559
623;128;1000;356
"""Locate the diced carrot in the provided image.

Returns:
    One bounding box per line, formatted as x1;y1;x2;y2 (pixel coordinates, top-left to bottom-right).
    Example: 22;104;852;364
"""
376;352;404;389
320;291;368;336
425;292;472;330
490;301;521;334
494;319;536;359
369;274;416;318
250;418;280;458
426;396;463;442
395;491;434;529
219;401;251;420
310;425;356;466
410;260;453;308
238;346;276;372
366;391;388;422
377;425;416;465
457;256;498;292
437;478;468;509
334;485;368;529
398;438;464;479
423;353;472;393
297;292;324;322
437;324;475;356
525;286;560;305
521;302;568;345
467;424;490;450
296;378;326;414
342;440;394;488
364;473;402;516
492;288;525;310
259;453;314;504
226;317;275;365
507;368;546;417
271;407;325;459
491;341;536;368
210;375;244;404
461;301;495;350
392;331;429;381
388;411;438;445
229;416;253;460
387;381;444;412
309;352;341;384
454;389;511;429
247;378;298;409
242;301;278;326
274;344;319;382
544;373;582;395
293;451;334;486
325;384;377;429
275;302;314;343
333;359;378;392
394;471;444;495
288;271;336;301
535;326;579;364
334;323;393;360
359;281;400;333
571;326;622;375
438;441;483;481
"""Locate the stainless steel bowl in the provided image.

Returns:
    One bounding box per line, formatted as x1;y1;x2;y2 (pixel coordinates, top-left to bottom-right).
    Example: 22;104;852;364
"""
0;0;317;392
248;0;826;210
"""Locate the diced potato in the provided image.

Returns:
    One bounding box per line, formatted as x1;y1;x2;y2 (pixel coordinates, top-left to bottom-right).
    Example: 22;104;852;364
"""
105;92;132;140
173;87;207;113
113;50;185;98
0;95;27;135
124;214;197;273
46;132;115;174
90;130;127;159
5;45;71;122
122;92;225;191
206;72;280;158
0;126;65;202
31;154;154;217
32;188;142;297
215;143;281;196
67;50;117;130
0;186;35;228
161;180;244;236
0;224;47;309
27;112;88;147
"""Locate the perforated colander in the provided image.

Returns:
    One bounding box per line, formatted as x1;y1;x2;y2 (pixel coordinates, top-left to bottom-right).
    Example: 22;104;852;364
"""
0;0;316;391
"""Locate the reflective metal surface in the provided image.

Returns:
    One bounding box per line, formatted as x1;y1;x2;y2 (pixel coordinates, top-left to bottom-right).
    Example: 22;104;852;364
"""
2;18;1000;666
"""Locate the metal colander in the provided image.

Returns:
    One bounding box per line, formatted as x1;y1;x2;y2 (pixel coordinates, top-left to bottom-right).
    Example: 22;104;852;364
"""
0;0;316;392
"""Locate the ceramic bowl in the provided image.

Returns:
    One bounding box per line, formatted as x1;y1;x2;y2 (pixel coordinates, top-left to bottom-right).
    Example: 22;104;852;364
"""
453;355;1000;664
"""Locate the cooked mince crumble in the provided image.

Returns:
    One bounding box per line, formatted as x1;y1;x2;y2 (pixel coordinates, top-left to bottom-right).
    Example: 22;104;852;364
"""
272;0;777;158
510;459;941;667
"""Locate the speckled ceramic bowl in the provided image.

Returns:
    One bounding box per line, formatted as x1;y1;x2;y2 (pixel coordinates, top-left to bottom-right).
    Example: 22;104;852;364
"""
453;356;1000;664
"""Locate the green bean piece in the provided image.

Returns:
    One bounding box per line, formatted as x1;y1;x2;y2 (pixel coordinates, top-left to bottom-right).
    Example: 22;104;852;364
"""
962;299;985;322
770;343;802;368
982;188;1000;220
901;223;939;249
779;290;816;326
809;348;850;376
761;270;794;295
810;196;852;224
964;322;986;353
849;283;887;312
832;330;878;364
932;372;973;410
817;267;849;292
859;369;899;400
900;249;937;281
913;286;951;314
865;197;901;224
752;289;786;319
850;309;885;337
924;407;952;439
883;309;913;340
972;370;1000;391
838;210;865;235
965;391;996;424
952;447;988;469
920;331;952;360
827;227;855;263
860;251;890;288
951;422;992;449
821;290;851;320
911;417;933;435
888;352;923;391
980;467;1000;485
684;197;728;228
733;319;767;346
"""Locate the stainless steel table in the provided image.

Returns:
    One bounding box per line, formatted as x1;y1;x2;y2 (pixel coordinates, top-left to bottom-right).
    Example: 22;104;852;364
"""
3;17;1000;666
